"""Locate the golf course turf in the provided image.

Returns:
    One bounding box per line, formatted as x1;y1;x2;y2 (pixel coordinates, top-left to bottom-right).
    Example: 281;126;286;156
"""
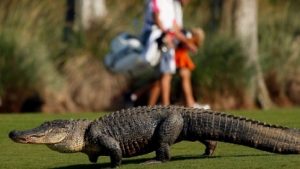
1;108;299;169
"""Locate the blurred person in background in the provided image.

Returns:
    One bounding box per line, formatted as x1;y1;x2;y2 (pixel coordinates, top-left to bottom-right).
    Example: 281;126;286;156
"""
142;0;197;106
175;28;210;109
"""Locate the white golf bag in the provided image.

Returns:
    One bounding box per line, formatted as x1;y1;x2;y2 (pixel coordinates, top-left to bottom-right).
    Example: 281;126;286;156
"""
104;32;160;78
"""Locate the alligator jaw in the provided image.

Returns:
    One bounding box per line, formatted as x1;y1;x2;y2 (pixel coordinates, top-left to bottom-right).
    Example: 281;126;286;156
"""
9;130;56;144
9;119;92;153
8;120;72;145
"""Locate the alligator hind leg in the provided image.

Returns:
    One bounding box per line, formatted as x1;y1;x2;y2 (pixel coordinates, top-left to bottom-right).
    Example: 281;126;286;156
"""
199;140;217;156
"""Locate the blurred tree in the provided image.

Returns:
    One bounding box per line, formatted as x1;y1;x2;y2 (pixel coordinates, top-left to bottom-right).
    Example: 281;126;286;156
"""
77;0;107;30
234;0;273;109
63;0;76;42
210;0;223;31
219;0;234;34
66;0;75;24
217;0;273;109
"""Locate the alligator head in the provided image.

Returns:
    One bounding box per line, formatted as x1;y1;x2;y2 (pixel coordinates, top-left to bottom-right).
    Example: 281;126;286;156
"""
9;119;91;153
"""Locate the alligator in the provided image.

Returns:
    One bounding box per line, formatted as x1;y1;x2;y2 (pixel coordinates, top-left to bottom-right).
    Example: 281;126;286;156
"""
9;106;300;168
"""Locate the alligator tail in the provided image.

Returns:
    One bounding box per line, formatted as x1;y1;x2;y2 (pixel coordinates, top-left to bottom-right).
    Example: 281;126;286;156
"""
188;111;300;154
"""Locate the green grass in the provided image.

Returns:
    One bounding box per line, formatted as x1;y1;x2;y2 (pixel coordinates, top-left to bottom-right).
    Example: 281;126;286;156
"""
1;109;300;169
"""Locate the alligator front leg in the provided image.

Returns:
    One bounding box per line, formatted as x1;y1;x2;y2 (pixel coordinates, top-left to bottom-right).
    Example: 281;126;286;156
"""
95;135;122;168
87;153;99;163
155;113;184;162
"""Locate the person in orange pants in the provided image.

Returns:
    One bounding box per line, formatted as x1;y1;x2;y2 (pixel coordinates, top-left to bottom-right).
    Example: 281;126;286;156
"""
147;27;210;109
174;28;210;109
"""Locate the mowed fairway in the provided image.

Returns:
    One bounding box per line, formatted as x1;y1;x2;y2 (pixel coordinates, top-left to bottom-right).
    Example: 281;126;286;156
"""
1;108;300;169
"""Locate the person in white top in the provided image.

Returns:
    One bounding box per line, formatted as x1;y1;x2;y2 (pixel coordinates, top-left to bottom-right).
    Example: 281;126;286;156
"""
141;0;197;106
141;0;176;67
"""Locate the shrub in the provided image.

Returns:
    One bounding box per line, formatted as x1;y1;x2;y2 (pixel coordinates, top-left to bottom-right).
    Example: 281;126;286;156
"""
258;1;300;105
191;34;253;108
0;1;65;111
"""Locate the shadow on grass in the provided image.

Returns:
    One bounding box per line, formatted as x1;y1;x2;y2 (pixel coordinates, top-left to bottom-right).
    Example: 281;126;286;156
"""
50;154;275;169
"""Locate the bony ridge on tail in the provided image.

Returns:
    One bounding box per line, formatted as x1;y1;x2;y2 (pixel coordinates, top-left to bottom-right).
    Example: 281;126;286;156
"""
9;106;300;168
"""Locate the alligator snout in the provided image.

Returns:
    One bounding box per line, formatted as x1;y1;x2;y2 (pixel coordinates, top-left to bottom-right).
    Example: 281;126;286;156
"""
9;130;27;143
9;130;18;140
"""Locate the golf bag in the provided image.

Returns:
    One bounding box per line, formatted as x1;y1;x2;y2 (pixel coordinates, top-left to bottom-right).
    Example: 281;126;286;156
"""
104;32;161;78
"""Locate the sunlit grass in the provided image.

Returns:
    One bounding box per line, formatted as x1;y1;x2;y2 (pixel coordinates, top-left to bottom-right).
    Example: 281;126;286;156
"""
0;108;299;169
